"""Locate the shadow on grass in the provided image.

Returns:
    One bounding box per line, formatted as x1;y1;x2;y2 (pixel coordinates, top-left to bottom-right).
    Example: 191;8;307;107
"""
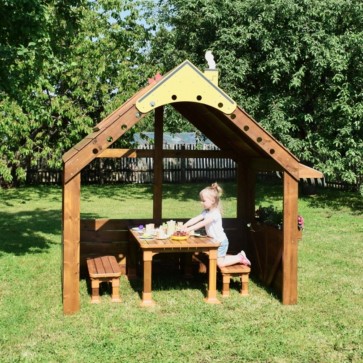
0;185;62;207
127;270;210;301
300;186;363;215
0;208;60;256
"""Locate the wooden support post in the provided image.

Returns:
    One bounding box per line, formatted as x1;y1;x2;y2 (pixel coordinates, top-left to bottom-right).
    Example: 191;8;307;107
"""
237;162;256;254
205;248;220;304
153;106;163;224
237;162;256;222
141;251;155;306
62;171;81;314
282;172;299;304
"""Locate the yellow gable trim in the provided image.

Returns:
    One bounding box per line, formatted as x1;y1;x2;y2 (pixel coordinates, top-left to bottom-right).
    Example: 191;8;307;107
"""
136;60;237;114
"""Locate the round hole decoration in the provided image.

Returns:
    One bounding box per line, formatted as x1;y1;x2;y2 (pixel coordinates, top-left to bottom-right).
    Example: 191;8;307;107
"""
92;148;99;154
243;126;249;131
230;114;236;119
218;102;223;108
257;137;263;143
107;136;113;143
171;95;177;100
196;95;202;101
121;124;127;130
270;149;275;155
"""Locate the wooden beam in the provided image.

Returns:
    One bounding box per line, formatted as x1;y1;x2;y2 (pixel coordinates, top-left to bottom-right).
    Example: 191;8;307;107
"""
250;158;284;171
282;172;299;305
172;102;236;153
62;171;81;314
97;148;235;159
63;104;146;183
298;163;324;179
62;81;154;164
153;107;163;223
229;106;301;180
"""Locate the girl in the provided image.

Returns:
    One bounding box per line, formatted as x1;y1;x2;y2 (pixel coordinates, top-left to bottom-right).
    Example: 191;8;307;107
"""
181;182;251;268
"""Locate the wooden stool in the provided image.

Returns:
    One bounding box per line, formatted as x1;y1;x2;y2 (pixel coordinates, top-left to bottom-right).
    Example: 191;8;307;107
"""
87;256;122;303
218;264;251;297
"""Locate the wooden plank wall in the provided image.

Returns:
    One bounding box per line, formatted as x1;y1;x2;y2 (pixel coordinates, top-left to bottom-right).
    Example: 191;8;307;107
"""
80;218;245;276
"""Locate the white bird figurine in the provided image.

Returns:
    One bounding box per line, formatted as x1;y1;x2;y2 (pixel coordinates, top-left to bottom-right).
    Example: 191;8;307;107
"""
205;51;216;69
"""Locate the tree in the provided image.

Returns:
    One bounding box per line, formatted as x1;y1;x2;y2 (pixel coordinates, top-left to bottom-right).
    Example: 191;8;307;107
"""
0;0;156;186
147;0;363;187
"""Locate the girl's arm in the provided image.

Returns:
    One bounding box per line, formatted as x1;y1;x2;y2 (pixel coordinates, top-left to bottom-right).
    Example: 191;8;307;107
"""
182;214;214;233
183;215;204;229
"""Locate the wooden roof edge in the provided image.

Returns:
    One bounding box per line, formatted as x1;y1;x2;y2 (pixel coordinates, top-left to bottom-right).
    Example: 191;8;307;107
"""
61;81;159;164
94;80;158;131
236;106;300;163
298;164;324;179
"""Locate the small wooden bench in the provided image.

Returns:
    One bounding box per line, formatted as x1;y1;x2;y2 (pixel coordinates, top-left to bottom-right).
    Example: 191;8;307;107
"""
218;264;251;297
87;256;122;303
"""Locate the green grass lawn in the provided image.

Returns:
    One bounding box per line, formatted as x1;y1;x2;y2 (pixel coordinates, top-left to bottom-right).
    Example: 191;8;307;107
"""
0;182;362;362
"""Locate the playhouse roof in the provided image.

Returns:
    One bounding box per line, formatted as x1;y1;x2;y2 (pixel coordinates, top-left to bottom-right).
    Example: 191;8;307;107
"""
62;60;323;182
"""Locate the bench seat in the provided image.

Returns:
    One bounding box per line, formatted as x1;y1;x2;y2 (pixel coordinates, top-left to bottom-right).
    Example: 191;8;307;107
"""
218;264;251;297
87;256;122;303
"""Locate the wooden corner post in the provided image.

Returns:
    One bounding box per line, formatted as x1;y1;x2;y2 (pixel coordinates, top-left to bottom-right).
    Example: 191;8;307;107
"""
282;172;299;304
153;106;164;224
237;162;256;223
62;169;81;314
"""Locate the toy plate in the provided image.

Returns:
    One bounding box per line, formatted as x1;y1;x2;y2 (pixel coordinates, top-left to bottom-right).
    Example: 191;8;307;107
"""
140;234;154;239
171;235;188;241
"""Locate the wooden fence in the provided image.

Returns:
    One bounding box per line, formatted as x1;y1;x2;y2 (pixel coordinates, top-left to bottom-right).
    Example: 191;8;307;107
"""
26;144;359;191
27;157;237;185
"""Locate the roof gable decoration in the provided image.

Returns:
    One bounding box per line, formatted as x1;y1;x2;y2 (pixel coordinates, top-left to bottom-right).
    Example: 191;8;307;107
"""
136;60;237;115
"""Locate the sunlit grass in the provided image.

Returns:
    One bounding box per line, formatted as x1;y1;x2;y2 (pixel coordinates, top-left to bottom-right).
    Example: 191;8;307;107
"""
0;183;362;362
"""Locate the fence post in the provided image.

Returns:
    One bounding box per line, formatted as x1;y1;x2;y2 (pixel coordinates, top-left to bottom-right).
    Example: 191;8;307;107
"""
181;145;186;183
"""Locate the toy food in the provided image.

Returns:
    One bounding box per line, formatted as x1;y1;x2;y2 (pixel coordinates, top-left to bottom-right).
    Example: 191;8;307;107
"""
171;231;189;240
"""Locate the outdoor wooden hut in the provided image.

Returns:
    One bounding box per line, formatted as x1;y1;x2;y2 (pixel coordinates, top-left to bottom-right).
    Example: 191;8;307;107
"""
62;60;323;314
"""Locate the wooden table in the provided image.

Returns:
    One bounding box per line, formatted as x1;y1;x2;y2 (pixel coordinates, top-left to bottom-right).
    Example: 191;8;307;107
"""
128;229;221;306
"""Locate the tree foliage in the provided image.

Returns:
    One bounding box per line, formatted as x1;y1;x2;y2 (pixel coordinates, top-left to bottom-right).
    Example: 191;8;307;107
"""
1;0;362;188
0;0;156;186
147;0;363;186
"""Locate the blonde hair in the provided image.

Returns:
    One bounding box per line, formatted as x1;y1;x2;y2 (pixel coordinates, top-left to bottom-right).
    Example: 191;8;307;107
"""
199;182;223;212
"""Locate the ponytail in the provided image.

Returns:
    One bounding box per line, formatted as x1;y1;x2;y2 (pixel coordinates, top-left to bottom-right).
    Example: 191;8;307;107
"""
200;182;224;212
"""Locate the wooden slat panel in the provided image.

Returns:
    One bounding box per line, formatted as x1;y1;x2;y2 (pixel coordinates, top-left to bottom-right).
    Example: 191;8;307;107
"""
94;255;105;274
101;256;112;273
80;218;151;231
87;256;121;277
109;255;122;274
80;218;242;231
87;258;97;275
219;264;250;273
80;230;128;243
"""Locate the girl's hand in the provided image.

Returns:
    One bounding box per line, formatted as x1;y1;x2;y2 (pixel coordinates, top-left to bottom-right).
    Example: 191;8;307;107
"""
180;225;189;233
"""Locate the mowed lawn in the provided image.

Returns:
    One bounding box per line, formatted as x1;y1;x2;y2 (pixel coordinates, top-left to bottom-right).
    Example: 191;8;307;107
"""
0;182;362;362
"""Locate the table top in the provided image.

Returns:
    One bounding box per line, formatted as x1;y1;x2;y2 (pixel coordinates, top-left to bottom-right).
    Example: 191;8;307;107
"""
129;229;220;250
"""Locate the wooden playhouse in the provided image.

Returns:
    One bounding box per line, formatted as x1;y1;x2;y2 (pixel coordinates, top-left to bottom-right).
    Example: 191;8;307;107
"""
62;60;323;314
